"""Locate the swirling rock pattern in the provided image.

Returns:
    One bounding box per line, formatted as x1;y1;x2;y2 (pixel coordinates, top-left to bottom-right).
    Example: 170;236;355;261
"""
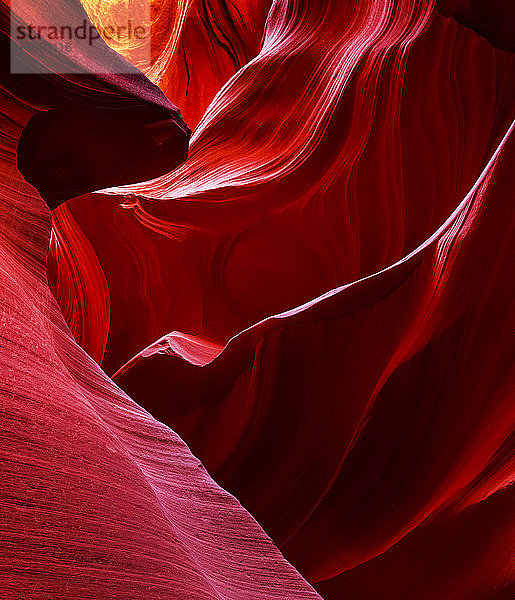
0;2;321;598
1;0;514;598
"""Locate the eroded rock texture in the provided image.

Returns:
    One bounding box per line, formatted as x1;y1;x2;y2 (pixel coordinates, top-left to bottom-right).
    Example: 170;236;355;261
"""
1;0;514;598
